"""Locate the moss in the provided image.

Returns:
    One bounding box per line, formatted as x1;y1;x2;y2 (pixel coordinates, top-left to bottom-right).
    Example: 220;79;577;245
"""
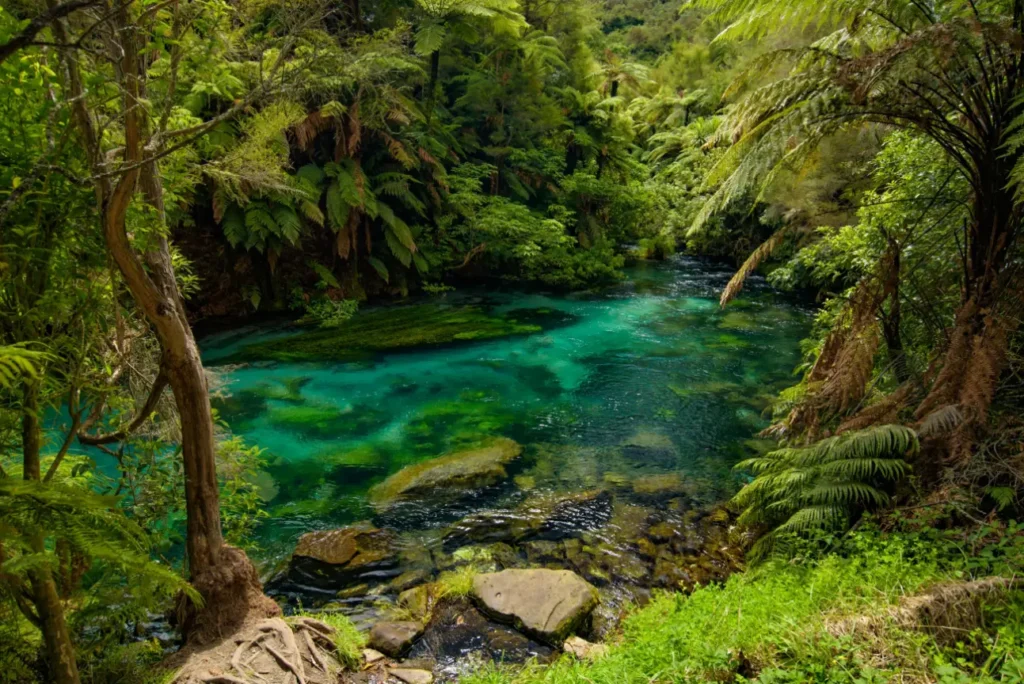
267;402;389;439
368;437;522;506
222;304;547;363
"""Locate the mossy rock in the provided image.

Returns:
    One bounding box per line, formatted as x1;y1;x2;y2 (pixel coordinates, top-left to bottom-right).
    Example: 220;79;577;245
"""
369;438;522;508
288;522;400;588
219;304;548;364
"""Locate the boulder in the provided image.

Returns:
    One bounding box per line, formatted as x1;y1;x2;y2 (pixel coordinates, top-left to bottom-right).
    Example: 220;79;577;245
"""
471;569;599;644
390;668;434;684
368;621;424;657
370;438;522;507
288;522;398;588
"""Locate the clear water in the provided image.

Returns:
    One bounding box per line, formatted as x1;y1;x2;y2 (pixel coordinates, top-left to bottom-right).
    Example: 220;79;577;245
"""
199;256;811;567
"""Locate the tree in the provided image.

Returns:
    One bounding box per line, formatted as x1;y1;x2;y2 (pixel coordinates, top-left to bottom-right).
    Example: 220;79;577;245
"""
693;0;1024;456
412;0;526;120
14;0;326;640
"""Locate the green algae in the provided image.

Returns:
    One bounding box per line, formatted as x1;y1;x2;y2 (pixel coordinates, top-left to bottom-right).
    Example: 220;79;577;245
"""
223;304;548;364
267;402;389;439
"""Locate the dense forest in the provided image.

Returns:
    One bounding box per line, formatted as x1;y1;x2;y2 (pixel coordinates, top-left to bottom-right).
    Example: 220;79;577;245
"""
1;0;1023;682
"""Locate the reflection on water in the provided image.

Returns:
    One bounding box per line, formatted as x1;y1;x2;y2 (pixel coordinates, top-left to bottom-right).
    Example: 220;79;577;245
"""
200;256;810;567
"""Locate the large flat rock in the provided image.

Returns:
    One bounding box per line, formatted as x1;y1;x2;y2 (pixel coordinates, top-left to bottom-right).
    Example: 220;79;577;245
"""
369;438;522;507
471;569;599;644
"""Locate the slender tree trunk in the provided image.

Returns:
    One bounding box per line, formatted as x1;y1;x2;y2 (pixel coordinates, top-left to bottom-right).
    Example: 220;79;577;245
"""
881;240;909;382
28;564;80;684
426;50;441;123
21;381;41;480
93;6;278;641
349;0;362;31
21;382;82;684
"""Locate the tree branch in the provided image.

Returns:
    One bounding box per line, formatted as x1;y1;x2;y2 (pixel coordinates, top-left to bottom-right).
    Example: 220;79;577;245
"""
78;365;168;445
0;0;98;65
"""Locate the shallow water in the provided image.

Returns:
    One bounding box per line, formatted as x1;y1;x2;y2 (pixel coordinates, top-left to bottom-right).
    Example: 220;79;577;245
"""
200;256;811;568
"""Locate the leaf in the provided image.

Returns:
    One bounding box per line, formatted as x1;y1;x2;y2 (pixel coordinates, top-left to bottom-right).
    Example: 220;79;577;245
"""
414;23;447;56
326;182;351;232
367;256;390;283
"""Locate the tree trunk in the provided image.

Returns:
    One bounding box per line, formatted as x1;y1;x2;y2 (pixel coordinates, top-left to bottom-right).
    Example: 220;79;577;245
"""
91;5;278;640
881;240;909;383
426;50;441;123
349;0;362;31
29;565;80;684
21;381;41;480
21;382;82;684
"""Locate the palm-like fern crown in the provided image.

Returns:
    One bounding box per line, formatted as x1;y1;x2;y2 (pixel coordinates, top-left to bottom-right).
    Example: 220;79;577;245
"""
687;0;1024;236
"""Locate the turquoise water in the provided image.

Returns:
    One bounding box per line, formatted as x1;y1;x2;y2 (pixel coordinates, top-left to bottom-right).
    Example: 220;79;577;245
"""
200;257;810;567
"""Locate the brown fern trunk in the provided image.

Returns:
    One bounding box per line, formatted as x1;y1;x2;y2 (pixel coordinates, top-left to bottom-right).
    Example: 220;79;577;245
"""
915;149;1019;442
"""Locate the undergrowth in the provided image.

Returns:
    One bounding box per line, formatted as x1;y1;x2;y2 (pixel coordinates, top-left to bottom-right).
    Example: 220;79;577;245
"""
290;611;365;670
463;521;1024;684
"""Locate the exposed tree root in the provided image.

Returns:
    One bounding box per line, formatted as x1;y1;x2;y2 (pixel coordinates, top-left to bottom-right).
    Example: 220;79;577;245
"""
168;616;341;684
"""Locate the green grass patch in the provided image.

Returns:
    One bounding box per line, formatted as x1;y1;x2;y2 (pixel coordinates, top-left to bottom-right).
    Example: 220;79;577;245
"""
462;527;1024;684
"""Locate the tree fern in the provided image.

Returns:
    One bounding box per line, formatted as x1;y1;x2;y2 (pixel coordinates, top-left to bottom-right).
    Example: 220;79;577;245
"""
0;344;46;389
0;478;198;636
733;424;918;559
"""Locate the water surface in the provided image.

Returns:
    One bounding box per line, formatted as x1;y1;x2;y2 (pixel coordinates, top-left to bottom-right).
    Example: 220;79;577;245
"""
200;256;810;564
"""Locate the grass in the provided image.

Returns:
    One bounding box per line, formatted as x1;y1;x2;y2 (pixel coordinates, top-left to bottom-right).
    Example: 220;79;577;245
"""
461;525;1024;684
291;611;366;671
435;565;478;599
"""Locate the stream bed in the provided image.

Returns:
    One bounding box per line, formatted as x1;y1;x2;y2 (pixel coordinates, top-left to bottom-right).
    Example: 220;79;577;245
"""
199;256;811;672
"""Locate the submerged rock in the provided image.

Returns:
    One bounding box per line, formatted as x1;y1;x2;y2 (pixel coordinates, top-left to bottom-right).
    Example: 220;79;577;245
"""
288;522;398;588
369;438;522;507
442;489;613;550
368;620;424;657
471;569;599;644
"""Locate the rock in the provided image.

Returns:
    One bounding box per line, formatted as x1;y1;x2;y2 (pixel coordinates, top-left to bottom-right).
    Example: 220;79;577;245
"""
408;597;556;668
363;648;386;664
471;569;599;644
563;636;609;661
631;473;695;499
442;489;612;550
369;621;424;657
621;430;675;450
369;438;522;507
389;569;432;593
289;522;399;588
398;585;432;620
389;668;434;684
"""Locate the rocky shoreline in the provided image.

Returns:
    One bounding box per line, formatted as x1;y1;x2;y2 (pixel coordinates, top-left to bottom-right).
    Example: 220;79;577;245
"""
262;438;750;682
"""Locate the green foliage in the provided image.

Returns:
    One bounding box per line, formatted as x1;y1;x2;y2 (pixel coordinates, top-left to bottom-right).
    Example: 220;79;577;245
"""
734;425;918;559
463;526;1024;684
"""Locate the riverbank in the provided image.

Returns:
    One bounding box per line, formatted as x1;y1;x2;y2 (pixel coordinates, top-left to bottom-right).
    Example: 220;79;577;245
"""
455;520;1024;684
